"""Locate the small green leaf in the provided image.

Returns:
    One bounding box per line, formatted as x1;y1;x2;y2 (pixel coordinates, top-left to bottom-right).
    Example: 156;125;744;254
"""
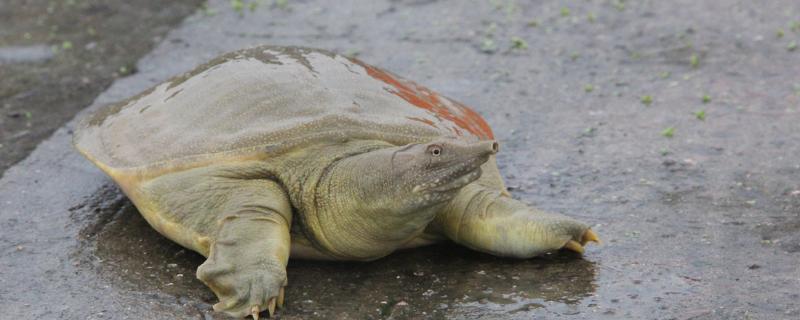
587;13;596;23
526;20;539;28
690;53;699;68
661;127;675;138
694;110;706;121
702;95;711;103
776;29;785;38
584;84;595;93
660;148;670;156
560;7;570;17
231;0;244;14
641;95;653;106
788;41;797;52
61;41;72;50
510;37;528;50
659;71;671;79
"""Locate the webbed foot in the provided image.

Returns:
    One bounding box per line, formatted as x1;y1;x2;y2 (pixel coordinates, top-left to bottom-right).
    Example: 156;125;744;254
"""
197;256;287;318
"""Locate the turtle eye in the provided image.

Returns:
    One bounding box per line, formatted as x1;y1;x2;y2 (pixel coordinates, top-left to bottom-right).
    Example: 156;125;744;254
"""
428;145;442;156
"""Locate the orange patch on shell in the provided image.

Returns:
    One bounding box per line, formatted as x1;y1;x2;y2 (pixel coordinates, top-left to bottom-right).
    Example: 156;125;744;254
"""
357;62;494;139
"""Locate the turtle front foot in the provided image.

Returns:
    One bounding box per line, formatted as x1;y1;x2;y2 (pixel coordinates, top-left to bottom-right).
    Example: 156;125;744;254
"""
197;256;287;319
439;184;601;258
479;207;600;258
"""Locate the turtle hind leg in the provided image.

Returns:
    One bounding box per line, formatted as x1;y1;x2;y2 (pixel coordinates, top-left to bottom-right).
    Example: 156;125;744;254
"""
137;163;293;318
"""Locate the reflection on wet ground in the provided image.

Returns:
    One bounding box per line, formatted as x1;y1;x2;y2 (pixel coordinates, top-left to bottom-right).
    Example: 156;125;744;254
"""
77;189;596;319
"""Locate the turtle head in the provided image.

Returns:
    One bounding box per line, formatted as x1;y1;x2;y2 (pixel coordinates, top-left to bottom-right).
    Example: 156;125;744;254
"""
391;139;499;207
307;138;498;260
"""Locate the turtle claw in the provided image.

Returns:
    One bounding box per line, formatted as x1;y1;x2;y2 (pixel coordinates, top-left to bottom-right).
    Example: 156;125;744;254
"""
248;289;284;319
562;240;585;254
267;297;276;317
581;229;601;245
251;306;260;320
277;287;285;308
563;229;600;254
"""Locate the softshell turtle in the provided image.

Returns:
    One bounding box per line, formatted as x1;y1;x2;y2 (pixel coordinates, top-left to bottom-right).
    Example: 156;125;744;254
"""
73;46;598;319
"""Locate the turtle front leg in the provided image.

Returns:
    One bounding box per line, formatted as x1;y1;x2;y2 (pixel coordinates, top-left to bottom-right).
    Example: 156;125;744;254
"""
197;209;290;319
434;162;599;258
138;165;293;319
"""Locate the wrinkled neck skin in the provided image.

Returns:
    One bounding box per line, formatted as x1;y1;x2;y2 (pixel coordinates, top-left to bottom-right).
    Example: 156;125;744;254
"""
280;140;460;261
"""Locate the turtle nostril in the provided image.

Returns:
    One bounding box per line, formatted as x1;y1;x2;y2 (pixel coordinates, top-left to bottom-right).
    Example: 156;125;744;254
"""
491;141;499;154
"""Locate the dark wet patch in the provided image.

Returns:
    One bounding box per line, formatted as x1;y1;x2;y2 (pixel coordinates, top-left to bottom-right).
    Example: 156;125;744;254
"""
0;0;204;174
284;245;596;318
70;186;210;297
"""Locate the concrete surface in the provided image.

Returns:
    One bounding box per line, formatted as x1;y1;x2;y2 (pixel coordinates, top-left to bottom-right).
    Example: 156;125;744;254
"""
1;0;799;319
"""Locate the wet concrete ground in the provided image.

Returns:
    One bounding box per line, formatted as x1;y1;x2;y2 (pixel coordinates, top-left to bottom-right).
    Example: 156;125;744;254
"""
0;0;203;174
2;0;800;319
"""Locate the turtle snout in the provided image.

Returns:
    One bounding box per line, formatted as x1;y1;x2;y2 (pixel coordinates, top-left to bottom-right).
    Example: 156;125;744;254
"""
470;140;499;157
470;140;499;156
487;140;499;155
